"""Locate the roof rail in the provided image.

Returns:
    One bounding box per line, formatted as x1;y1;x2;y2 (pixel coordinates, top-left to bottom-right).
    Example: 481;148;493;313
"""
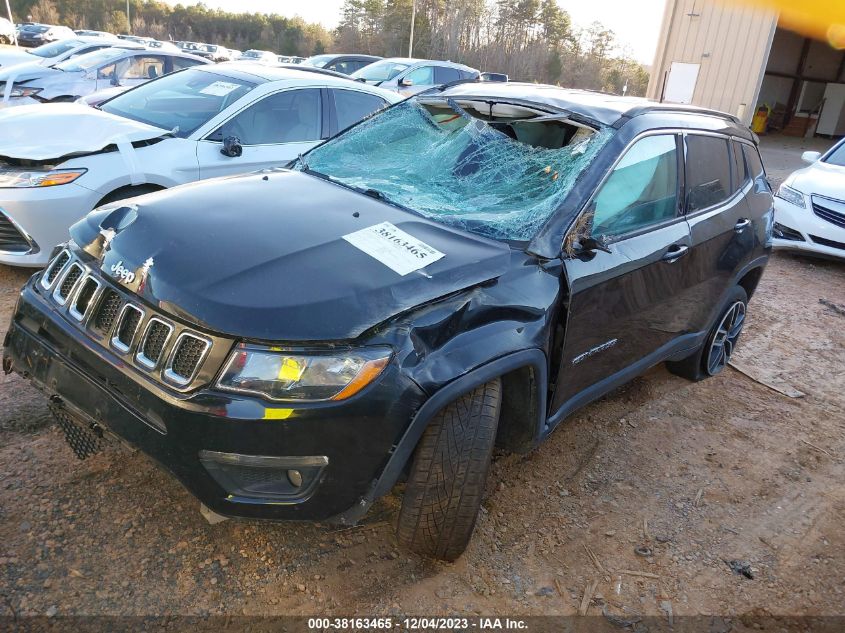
618;103;744;128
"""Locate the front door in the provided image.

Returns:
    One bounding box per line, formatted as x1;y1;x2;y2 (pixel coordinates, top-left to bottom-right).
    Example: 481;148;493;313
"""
197;88;327;179
551;133;695;415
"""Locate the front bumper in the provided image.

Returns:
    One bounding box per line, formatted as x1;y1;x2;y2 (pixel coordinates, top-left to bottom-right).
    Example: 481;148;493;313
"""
0;183;103;266
3;277;427;522
773;196;845;260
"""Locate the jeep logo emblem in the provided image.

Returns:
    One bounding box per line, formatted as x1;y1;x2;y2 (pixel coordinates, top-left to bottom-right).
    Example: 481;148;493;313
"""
110;260;136;284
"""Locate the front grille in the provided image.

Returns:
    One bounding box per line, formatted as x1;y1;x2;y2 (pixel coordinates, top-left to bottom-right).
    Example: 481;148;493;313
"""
0;211;30;253
54;263;84;304
137;319;172;369
38;250;218;390
93;289;122;334
113;304;143;352
809;234;845;251
68;276;100;321
166;334;209;384
812;201;845;229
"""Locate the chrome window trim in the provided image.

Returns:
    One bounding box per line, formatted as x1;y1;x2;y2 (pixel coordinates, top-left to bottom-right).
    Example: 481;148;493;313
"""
135;317;174;370
110;303;145;354
68;274;103;323
52;261;85;306
40;249;71;291
163;332;212;387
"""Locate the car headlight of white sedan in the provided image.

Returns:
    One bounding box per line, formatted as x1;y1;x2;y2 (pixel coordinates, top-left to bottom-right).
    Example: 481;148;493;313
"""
775;184;806;209
0;167;87;188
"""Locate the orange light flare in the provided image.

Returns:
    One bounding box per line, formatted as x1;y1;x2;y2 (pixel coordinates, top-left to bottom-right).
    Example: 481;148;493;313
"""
725;0;845;48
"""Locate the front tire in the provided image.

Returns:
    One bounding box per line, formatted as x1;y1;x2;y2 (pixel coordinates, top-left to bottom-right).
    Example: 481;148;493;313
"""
396;378;502;561
666;285;748;381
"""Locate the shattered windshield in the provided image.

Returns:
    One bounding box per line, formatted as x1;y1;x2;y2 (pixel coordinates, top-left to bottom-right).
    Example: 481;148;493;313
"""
297;99;610;242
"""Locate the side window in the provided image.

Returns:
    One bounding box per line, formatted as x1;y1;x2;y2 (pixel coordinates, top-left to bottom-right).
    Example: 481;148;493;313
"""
120;55;166;80
172;56;206;71
731;141;749;193
435;66;461;84
404;65;434;85
333;89;387;133
685;135;732;212
213;88;322;145
591;134;679;238
741;143;766;179
327;60;353;74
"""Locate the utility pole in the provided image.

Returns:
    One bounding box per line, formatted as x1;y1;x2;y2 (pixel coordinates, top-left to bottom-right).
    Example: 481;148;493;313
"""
408;0;416;58
4;0;16;46
126;0;131;33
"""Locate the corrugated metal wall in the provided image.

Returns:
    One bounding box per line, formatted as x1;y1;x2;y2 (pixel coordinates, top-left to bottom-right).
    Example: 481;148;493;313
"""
647;0;778;124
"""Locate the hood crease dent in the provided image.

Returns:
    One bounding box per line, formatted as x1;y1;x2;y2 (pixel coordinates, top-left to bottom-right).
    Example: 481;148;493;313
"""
0;103;170;163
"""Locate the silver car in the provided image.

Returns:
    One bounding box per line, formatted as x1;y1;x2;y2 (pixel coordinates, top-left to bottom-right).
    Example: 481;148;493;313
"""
0;46;209;107
0;35;123;69
350;57;479;96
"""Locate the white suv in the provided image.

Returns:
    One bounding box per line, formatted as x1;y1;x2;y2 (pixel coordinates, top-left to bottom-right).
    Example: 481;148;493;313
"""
0;64;400;266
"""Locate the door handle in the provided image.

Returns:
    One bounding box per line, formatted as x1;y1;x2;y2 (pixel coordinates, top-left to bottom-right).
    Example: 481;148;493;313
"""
734;218;751;231
662;244;689;263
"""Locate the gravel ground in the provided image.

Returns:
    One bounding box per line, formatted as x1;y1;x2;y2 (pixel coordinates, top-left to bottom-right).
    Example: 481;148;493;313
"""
1;251;844;621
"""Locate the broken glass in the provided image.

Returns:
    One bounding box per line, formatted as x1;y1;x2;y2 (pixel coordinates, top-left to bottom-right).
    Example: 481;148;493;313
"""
297;99;611;242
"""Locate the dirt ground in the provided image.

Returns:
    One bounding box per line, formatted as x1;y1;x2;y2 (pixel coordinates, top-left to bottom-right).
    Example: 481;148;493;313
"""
0;250;844;621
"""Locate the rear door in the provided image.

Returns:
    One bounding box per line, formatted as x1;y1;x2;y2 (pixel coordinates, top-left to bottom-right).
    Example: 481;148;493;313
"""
197;87;328;179
681;134;756;334
552;133;696;414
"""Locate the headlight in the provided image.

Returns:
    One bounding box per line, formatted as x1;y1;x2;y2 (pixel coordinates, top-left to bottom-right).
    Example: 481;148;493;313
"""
775;184;805;208
9;86;42;98
0;168;87;188
217;346;392;402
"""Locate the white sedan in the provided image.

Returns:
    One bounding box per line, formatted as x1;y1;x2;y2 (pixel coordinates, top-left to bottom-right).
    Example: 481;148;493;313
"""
0;63;401;266
773;138;845;260
0;35;123;69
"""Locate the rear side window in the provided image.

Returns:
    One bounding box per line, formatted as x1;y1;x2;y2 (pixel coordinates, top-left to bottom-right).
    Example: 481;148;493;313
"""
731;141;749;192
741;143;766;178
591;134;679;237
172;56;206;71
332;89;387;133
685;135;731;212
435;66;461;84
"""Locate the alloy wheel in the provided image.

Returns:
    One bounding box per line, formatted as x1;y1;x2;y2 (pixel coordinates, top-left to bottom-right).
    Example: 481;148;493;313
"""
706;300;746;376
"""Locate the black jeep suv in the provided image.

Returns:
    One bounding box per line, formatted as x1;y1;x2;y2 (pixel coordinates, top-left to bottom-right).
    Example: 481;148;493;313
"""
3;84;773;560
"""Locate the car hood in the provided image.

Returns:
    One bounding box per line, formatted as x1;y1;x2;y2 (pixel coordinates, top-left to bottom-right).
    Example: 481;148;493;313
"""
0;103;169;162
788;160;845;201
70;170;513;342
0;50;39;68
0;62;59;84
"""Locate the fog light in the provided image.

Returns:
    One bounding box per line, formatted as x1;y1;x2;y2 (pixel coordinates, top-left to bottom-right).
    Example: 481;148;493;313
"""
198;451;328;501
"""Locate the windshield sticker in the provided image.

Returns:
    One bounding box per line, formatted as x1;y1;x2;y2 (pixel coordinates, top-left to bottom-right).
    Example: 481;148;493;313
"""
199;81;242;96
343;222;445;276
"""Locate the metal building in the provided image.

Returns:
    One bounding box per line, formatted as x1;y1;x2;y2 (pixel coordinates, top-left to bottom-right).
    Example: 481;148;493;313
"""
648;0;845;136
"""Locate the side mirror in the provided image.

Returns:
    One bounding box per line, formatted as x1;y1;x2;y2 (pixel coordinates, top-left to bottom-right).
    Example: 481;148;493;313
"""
801;151;821;164
399;77;414;87
220;136;243;158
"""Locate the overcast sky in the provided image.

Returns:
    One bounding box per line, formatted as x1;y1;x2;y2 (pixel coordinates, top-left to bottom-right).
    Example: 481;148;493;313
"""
166;0;665;63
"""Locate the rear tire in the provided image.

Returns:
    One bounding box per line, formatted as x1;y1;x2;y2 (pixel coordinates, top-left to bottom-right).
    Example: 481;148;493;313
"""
666;286;748;381
396;378;502;561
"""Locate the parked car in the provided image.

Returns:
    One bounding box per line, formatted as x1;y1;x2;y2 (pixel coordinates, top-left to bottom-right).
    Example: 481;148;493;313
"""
773;138;845;260
0;35;124;70
350;57;479;95
197;44;232;62
73;30;114;38
177;41;202;54
239;49;277;64
303;53;381;75
0;45;208;108
1;84;773;561
0;17;15;44
116;34;155;46
147;40;181;53
0;63;399;266
16;23;74;47
480;71;508;82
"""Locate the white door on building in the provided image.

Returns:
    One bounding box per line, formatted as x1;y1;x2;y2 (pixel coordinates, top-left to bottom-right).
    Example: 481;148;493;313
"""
817;83;845;136
663;62;700;104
